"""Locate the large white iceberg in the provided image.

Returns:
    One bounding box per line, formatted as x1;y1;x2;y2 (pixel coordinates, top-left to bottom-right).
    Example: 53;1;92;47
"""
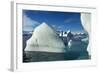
25;22;65;53
81;13;91;55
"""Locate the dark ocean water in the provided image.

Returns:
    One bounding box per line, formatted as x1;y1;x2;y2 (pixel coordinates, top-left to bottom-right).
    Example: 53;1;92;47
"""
23;34;90;62
23;50;90;62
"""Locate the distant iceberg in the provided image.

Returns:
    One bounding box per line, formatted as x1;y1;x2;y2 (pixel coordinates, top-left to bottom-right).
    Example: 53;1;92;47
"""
25;22;65;53
81;37;89;43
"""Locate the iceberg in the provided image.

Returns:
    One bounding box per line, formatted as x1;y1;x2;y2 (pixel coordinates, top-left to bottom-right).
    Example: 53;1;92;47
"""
68;40;72;49
25;22;65;53
81;13;91;56
81;37;89;43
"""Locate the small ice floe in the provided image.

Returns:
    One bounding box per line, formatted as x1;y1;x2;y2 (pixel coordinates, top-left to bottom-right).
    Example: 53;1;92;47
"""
68;40;72;49
81;37;89;43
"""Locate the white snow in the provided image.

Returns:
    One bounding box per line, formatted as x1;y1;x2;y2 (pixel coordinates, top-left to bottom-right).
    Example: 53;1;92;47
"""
25;22;65;53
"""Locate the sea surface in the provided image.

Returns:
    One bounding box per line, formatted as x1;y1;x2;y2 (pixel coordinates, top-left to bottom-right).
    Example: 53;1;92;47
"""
23;33;90;62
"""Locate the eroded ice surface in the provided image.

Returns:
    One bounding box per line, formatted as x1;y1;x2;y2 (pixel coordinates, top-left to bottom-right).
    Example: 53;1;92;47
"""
25;22;65;52
81;13;91;56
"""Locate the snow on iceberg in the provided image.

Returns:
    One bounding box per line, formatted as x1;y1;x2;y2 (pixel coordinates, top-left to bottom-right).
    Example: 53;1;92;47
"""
25;22;65;53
